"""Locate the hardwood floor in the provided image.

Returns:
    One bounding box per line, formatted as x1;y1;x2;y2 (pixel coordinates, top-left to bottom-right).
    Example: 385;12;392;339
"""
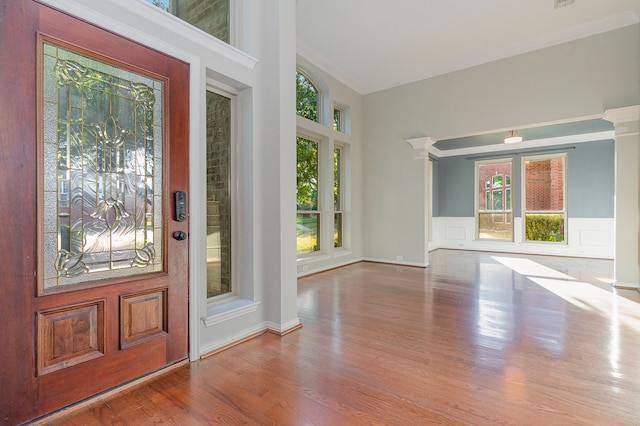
45;250;640;425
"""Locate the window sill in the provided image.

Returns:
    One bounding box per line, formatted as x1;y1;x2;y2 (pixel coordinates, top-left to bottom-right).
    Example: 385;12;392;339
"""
201;298;260;327
297;253;331;264
333;249;352;258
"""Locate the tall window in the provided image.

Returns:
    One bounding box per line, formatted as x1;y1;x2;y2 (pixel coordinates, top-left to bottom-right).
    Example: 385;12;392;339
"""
523;154;566;243
296;71;318;122
295;65;351;260
296;137;320;255
206;90;232;298
148;0;230;43
476;159;513;240
334;146;343;248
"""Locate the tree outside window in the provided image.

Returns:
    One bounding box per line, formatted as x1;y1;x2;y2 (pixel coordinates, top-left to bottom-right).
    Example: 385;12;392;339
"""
334;146;343;248
296;71;318;122
296;137;320;255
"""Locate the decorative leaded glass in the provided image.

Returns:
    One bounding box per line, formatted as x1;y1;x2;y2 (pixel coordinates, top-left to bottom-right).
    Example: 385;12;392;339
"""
42;43;163;290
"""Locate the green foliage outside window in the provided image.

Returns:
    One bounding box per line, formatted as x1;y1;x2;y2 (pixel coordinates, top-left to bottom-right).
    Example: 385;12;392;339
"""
525;214;565;242
296;137;318;210
333;108;341;131
296;71;318;122
334;148;342;248
296;137;319;255
150;0;170;11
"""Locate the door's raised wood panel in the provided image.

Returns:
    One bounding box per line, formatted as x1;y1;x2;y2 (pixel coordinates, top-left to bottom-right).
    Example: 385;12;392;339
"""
121;288;168;349
37;300;105;375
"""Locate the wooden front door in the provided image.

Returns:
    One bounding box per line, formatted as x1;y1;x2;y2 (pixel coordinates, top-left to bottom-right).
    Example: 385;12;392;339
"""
0;2;190;423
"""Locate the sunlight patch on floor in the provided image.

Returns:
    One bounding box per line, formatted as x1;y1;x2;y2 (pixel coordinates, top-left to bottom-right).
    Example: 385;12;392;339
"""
492;257;575;281
529;277;640;332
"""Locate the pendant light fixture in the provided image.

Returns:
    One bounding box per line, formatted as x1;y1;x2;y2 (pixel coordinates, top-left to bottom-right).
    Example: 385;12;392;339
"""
504;130;523;144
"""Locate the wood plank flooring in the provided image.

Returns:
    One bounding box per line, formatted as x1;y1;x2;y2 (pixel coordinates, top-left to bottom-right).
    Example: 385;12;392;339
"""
45;250;640;425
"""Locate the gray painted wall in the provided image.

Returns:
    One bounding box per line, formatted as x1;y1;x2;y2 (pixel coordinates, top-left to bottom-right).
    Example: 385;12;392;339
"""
567;140;615;218
435;140;614;218
437;156;474;217
363;25;637;264
430;159;440;217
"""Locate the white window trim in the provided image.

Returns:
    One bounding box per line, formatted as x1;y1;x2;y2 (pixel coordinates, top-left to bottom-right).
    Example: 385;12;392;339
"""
203;298;260;327
474;158;514;241
333;101;351;135
196;81;260;327
296;63;353;263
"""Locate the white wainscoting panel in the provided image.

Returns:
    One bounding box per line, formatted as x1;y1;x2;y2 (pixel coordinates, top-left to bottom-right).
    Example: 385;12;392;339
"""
430;217;613;259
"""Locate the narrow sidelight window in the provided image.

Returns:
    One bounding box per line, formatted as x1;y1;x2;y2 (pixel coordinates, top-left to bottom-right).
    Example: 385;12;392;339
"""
206;90;232;298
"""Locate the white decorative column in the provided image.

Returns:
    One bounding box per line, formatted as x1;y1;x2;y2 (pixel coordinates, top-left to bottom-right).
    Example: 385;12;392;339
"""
604;105;640;290
405;137;436;267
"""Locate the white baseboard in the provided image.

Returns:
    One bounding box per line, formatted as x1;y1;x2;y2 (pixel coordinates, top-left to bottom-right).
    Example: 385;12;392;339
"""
199;317;302;358
612;281;640;290
298;256;365;277
363;257;428;268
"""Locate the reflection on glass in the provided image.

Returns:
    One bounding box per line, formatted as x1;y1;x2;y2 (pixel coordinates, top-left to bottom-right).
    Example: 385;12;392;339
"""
42;43;163;290
206;91;232;298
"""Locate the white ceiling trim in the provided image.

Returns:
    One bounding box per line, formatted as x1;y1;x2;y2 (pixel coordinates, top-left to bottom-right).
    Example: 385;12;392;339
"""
430;130;615;158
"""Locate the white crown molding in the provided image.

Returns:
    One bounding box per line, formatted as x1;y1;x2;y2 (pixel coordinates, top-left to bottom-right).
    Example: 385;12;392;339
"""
431;131;615;158
300;11;639;95
603;105;640;124
297;40;367;95
372;12;639;94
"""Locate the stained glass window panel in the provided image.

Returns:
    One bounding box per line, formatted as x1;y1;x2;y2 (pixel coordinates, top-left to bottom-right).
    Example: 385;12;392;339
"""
42;43;163;290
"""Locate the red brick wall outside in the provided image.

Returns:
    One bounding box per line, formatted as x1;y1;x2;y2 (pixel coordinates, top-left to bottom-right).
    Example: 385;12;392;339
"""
175;0;229;43
206;91;231;295
525;158;564;211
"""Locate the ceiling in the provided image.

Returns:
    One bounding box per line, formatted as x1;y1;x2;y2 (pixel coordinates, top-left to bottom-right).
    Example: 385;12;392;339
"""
296;0;638;150
296;0;640;96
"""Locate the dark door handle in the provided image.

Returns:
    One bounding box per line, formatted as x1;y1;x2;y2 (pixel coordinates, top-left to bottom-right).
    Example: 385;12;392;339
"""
173;231;187;241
